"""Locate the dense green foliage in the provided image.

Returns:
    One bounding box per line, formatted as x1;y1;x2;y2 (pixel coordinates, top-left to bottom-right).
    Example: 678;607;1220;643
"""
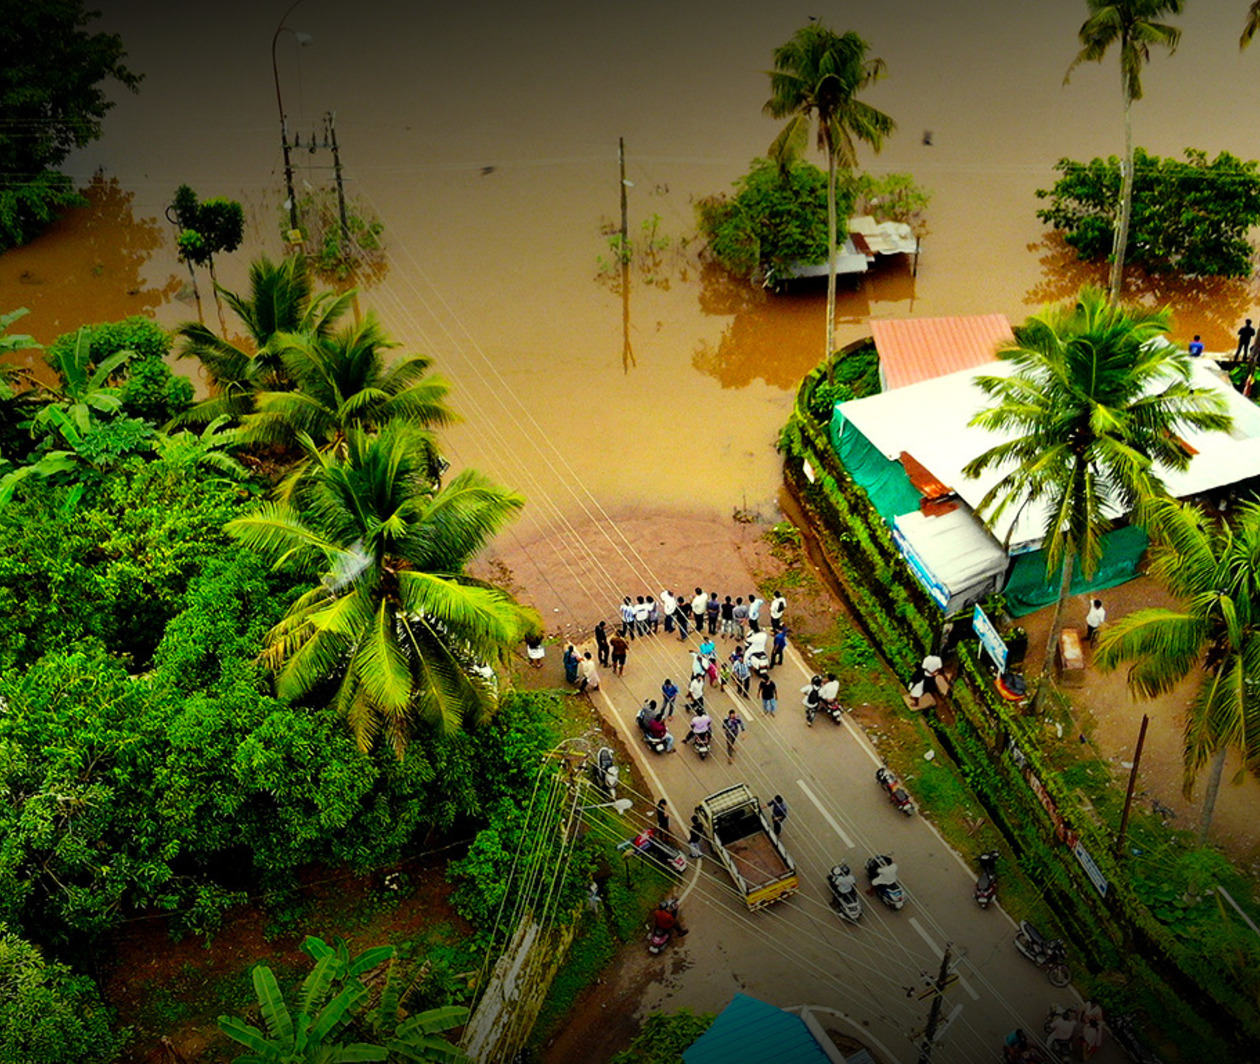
0;0;141;250
0;929;127;1064
696;159;847;282
608;1010;715;1064
1036;149;1260;278
849;171;930;230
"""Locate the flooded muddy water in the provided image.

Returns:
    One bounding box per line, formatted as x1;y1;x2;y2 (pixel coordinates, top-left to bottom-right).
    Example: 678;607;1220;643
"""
5;0;1258;531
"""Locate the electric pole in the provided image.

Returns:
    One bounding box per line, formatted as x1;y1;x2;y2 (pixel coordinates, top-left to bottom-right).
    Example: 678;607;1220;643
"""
1114;713;1149;857
915;944;956;1064
325;111;350;252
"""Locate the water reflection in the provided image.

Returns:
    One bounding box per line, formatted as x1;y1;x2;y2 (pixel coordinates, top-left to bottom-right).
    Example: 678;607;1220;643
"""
0;174;181;352
693;259;917;390
1023;233;1254;349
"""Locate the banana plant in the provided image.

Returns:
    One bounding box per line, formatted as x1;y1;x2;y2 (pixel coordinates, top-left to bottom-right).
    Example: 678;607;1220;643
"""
29;326;132;440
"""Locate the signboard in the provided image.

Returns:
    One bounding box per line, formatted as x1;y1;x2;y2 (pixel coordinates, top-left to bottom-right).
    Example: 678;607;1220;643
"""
972;604;1008;672
892;524;949;609
1072;838;1109;898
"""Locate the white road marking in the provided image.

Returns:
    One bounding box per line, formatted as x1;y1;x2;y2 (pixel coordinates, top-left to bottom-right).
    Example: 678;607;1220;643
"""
796;778;854;847
908;918;981;1001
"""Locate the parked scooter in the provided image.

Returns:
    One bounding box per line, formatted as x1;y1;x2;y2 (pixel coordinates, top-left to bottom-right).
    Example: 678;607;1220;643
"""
875;767;915;816
802;676;822;726
591;747;619;797
975;851;999;908
1013;920;1071;986
865;854;906;911
826;863;863;922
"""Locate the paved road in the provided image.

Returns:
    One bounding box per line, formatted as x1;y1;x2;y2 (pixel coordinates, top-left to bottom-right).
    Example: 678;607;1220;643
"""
584;626;1126;1064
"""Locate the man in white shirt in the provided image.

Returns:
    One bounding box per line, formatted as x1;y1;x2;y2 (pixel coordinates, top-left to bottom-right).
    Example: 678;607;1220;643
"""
769;591;786;632
619;596;636;639
691;588;708;635
747;593;764;633
633;596;651;636
1085;598;1106;645
660;589;677;633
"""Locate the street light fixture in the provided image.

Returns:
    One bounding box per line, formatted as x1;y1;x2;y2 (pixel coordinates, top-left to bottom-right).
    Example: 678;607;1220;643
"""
271;0;313;232
582;798;633;815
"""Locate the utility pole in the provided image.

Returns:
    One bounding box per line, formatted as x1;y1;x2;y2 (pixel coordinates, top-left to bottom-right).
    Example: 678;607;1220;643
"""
915;944;955;1064
618;136;629;250
325;111;350;252
1114;713;1149;858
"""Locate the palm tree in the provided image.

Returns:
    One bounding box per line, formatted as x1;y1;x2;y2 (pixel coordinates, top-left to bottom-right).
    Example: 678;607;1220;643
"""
239;313;456;492
963;287;1231;705
227;424;538;756
174;253;353;425
1242;2;1260;48
764;23;895;369
1096;499;1260;842
1065;0;1184;304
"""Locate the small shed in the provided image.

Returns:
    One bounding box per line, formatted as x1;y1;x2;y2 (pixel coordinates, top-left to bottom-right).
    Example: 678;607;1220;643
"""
892;508;1010;613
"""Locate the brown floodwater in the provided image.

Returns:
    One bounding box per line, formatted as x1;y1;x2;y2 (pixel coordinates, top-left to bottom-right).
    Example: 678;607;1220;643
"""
4;0;1258;532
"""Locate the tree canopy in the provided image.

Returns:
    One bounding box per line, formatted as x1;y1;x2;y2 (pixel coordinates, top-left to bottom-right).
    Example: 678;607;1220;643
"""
0;0;141;250
1036;148;1260;278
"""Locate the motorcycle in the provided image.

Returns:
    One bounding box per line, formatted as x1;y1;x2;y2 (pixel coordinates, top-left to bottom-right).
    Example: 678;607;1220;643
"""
635;702;671;756
692;729;711;760
1042;1004;1076;1061
629;828;688;875
875;767;914;816
1013;919;1071;987
746;649;770;681
826;863;863;922
975;851;999;908
591;747;619;797
802;678;821;726
819;696;847;723
865;854;905;911
646;897;682;955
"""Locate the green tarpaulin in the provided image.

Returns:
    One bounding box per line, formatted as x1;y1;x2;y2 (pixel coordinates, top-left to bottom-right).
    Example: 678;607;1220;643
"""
830;410;923;521
1003;525;1149;617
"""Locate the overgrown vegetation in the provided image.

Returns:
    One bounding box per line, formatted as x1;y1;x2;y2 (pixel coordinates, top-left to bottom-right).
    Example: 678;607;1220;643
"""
1036;149;1260;278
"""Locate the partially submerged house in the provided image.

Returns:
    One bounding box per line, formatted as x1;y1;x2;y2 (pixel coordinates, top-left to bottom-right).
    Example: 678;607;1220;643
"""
828;316;1260;615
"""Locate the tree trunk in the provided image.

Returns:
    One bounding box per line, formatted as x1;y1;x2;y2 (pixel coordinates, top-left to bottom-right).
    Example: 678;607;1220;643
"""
1107;92;1134;305
185;260;204;326
207;258;228;335
824;145;838;385
1031;552;1075;716
1197;745;1228;844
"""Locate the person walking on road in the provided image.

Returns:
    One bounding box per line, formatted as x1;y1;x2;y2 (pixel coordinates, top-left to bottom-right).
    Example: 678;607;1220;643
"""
563;644;580;685
619;596;636;640
747;593;764;633
706;591;720;635
759;675;778;716
594;621;610;667
633;596;651;637
647;595;660;633
720;595;735;638
687;816;704;859
661;589;677;633
770;626;787;668
675;595;690;640
691;588;708;637
656;798;671;838
687;673;706;714
578;652;600;692
769;794;788;836
732;597;748;640
723;708;746;762
731;653;751;698
661;677;678;717
769;591;786;633
609;631;629;676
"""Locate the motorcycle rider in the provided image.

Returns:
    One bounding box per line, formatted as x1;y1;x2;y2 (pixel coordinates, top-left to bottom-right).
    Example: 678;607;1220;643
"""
818;672;840;709
801;675;822;723
684;707;712;745
1002;1029;1030;1063
645;712;675;752
651;899;687;939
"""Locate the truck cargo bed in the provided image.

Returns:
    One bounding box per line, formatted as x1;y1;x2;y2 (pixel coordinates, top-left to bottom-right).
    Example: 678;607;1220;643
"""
725;832;792;887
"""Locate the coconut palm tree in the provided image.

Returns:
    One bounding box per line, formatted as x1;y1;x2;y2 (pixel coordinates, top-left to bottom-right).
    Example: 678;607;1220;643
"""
764;23;895;369
227;424;538;756
1243;2;1260;47
1065;1;1184;304
239;313;456;493
174;253;353;425
1096;498;1260;842
963;287;1231;706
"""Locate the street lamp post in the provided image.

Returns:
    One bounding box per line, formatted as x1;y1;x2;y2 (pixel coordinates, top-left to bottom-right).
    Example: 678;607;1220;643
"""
271;0;311;232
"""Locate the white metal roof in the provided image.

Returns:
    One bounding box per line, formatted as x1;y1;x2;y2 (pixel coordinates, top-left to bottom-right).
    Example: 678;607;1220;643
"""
893;507;1010;590
837;357;1260;552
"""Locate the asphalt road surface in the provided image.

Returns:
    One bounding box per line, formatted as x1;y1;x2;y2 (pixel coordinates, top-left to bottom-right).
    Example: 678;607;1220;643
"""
586;627;1129;1064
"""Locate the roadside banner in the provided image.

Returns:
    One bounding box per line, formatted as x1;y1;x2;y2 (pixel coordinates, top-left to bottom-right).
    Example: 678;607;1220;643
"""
972;603;1008;671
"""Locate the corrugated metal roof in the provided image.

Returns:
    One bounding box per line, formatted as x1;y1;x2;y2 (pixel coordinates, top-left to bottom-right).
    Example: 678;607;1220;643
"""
684;994;841;1064
871;314;1015;390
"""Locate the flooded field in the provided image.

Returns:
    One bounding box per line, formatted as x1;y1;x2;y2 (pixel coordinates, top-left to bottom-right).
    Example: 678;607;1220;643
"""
4;0;1258;528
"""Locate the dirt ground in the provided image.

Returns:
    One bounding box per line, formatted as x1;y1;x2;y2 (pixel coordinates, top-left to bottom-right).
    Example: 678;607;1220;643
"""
1019;576;1260;866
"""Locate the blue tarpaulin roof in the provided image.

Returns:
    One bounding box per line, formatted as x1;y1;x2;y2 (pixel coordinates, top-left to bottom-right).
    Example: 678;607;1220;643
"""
683;994;837;1064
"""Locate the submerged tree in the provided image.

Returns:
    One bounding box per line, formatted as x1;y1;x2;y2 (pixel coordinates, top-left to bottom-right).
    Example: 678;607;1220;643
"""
764;23;894;370
227;424;538;755
963;287;1230;707
1065;0;1184;303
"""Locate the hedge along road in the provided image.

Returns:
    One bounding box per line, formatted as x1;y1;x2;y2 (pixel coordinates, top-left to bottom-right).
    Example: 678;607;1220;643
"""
582;626;1127;1064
